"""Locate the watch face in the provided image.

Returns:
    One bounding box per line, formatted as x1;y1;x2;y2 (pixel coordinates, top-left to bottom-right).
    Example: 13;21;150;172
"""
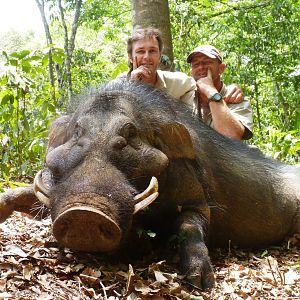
210;93;222;102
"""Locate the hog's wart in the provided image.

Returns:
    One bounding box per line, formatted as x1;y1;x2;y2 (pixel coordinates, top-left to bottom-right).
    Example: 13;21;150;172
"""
1;79;299;289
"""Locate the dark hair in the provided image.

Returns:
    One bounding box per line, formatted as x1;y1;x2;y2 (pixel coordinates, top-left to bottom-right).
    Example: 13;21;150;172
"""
127;27;163;55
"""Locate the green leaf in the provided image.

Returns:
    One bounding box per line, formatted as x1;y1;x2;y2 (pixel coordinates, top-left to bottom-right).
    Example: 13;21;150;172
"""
111;62;128;79
1;93;14;105
10;50;31;59
147;231;156;238
261;249;269;258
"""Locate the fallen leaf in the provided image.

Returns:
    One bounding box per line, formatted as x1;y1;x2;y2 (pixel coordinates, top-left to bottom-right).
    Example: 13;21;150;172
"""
154;270;168;283
5;245;27;258
284;269;300;284
0;292;13;299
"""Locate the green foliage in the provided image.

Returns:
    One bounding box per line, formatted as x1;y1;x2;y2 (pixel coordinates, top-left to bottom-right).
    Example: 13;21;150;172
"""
0;30;45;53
169;0;300;163
47;0;131;93
137;228;157;239
0;177;28;193
71;46;128;93
260;249;269;258
1;0;299;184
253;127;300;164
81;0;131;32
0;49;59;179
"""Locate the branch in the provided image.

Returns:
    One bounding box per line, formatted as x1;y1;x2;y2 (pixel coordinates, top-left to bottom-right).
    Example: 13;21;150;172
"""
208;1;272;18
69;0;83;54
35;0;52;45
57;0;83;101
58;0;69;57
35;0;56;94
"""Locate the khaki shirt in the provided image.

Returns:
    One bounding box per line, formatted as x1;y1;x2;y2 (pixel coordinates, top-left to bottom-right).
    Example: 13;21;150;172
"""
155;70;196;107
193;83;253;140
118;70;196;107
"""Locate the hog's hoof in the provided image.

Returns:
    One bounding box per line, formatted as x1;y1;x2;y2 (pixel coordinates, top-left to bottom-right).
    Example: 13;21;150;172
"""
186;270;215;290
182;254;215;290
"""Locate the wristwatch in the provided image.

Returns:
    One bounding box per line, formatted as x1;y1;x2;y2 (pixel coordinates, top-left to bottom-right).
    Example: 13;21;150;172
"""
208;92;223;102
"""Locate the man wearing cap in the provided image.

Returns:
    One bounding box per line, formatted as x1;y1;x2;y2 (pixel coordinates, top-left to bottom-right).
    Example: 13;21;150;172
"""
187;45;253;140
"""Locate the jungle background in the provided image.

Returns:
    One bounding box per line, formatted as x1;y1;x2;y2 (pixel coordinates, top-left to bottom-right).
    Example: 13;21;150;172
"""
0;0;299;299
0;0;299;187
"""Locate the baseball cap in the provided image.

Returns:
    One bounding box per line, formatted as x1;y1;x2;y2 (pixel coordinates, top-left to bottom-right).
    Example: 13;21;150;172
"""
187;45;223;63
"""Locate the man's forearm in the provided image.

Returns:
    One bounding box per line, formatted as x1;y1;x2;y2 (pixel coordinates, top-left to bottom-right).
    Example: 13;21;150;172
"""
209;101;245;140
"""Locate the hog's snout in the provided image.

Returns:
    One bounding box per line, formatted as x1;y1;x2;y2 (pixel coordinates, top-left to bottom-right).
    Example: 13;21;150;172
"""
52;201;122;253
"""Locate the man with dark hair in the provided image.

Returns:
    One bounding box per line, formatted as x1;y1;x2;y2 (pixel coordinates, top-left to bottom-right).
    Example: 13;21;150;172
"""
187;45;253;140
126;27;196;105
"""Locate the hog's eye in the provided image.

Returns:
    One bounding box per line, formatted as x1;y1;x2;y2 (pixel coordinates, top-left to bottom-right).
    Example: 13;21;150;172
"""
112;137;127;150
122;123;137;139
73;123;84;139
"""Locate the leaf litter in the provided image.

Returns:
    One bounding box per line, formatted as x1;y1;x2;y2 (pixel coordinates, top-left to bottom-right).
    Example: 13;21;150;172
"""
0;212;299;299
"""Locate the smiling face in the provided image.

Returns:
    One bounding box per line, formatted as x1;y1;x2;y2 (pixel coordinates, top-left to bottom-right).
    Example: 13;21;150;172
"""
190;53;226;82
129;37;161;76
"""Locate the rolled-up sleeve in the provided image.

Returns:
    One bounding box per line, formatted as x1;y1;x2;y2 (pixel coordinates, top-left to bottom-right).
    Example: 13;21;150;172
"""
228;98;253;139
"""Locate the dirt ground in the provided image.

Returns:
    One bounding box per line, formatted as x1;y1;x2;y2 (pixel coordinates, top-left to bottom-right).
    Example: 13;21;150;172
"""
0;212;299;300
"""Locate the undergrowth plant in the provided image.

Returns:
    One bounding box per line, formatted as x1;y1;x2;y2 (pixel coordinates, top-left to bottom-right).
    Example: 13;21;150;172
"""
0;50;59;186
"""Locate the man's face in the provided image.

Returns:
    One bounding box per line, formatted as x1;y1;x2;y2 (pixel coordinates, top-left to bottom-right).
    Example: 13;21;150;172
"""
129;37;161;75
190;53;225;81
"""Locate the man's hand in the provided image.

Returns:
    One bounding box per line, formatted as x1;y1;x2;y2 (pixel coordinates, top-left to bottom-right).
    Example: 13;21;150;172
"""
224;84;244;104
130;56;152;82
130;65;152;81
196;69;219;106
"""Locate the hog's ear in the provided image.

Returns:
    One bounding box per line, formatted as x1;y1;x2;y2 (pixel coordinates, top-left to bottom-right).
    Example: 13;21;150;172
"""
47;115;72;153
154;122;196;159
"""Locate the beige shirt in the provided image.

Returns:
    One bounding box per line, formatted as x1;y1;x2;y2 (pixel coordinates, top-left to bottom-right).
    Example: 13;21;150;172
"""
118;70;196;107
155;70;196;107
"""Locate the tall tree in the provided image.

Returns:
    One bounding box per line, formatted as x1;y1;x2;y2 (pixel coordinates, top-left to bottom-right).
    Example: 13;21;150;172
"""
35;0;83;101
35;0;56;99
131;0;173;69
57;0;83;100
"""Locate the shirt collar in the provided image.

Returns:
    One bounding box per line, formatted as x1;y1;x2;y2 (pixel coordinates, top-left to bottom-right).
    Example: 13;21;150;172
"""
155;70;167;90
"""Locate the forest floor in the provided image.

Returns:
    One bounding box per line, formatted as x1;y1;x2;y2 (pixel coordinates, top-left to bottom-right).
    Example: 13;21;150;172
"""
0;212;299;300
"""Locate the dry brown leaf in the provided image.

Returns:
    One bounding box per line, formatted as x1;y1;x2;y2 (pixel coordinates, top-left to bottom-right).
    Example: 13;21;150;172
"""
153;270;168;283
4;245;27;258
36;292;54;300
0;292;13;299
134;280;160;295
0;212;299;299
22;263;35;280
284;269;300;284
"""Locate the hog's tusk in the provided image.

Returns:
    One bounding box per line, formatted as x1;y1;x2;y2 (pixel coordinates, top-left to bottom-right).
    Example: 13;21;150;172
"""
133;177;159;214
134;176;158;202
33;170;51;207
35;191;51;208
133;192;159;214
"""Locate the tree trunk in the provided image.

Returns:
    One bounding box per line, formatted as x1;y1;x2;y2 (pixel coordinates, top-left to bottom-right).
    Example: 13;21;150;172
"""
35;0;56;99
131;0;173;70
58;0;83;101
